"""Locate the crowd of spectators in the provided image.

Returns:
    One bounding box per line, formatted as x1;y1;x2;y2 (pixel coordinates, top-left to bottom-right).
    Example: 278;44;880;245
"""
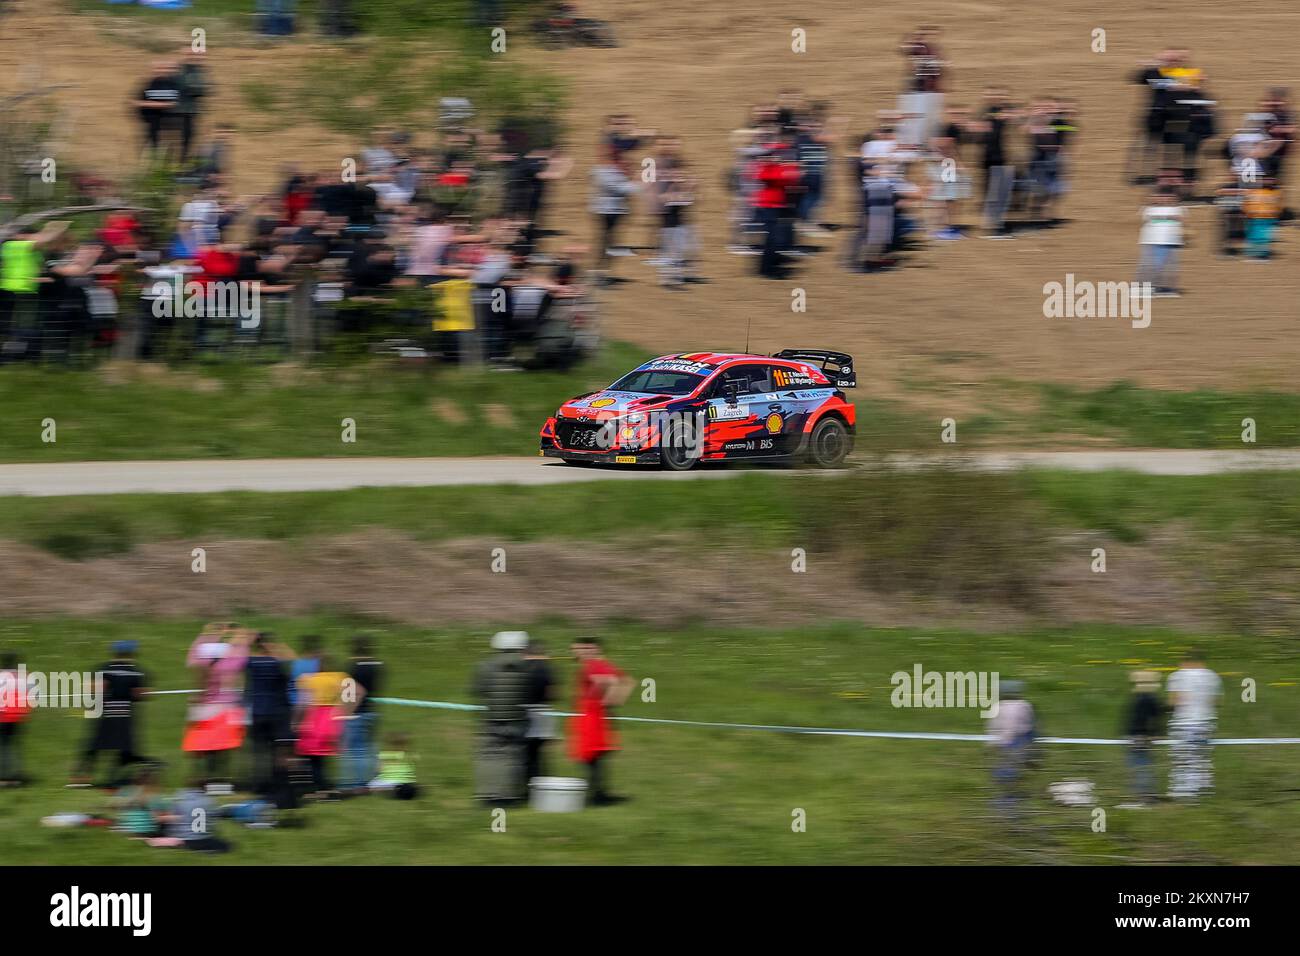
1;55;595;369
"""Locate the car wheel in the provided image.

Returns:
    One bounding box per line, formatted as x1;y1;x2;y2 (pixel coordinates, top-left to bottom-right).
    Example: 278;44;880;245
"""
659;419;700;472
807;416;852;468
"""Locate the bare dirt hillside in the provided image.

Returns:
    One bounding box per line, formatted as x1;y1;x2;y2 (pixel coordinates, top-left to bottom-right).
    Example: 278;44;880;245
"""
0;529;1214;632
3;1;1298;412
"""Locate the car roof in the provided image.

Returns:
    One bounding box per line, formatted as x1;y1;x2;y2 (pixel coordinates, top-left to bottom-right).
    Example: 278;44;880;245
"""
652;352;802;368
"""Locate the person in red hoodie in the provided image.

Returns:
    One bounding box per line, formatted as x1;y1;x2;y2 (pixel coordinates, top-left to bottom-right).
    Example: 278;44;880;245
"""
568;637;634;806
0;652;37;786
193;242;243;349
753;137;803;278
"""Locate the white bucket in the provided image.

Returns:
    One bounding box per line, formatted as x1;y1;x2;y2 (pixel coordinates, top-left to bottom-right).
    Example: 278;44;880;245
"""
530;776;587;813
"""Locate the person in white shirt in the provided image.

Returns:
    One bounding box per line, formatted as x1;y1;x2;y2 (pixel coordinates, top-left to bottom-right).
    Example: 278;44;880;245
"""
1165;649;1222;799
1137;186;1185;295
987;680;1036;818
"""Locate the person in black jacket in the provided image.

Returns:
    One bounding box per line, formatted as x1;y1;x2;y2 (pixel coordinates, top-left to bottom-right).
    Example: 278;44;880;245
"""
70;641;150;787
522;639;557;785
1121;670;1167;807
243;632;293;796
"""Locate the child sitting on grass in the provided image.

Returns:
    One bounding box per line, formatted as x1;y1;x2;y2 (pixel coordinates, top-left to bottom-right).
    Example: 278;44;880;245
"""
368;733;419;800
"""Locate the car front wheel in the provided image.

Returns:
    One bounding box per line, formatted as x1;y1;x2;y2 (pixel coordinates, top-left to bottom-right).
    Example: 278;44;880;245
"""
659;419;700;472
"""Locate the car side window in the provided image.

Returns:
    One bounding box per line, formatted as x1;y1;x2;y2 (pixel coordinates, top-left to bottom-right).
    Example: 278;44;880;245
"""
713;364;772;398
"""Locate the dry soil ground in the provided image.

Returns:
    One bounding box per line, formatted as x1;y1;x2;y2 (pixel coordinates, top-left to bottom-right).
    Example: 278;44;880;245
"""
2;0;1298;421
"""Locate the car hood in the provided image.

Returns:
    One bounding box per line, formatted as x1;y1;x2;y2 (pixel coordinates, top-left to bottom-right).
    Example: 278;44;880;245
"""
557;390;686;417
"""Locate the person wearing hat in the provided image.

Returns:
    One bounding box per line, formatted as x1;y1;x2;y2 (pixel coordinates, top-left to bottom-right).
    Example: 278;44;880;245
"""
70;640;150;788
1120;670;1167;808
471;631;532;804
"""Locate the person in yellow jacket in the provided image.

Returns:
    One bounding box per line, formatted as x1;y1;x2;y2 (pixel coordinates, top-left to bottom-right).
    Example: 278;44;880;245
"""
1243;177;1282;259
0;221;67;360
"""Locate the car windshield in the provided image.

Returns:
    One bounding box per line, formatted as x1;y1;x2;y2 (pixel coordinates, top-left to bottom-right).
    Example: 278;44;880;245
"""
606;370;704;395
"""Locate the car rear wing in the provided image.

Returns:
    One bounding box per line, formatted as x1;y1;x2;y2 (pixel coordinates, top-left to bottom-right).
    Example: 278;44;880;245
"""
771;349;857;388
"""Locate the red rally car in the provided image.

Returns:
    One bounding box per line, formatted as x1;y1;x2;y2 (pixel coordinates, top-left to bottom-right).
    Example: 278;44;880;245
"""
540;349;856;470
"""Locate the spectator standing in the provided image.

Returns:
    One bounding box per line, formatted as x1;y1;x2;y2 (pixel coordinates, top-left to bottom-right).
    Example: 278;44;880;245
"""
752;136;801;278
656;164;697;287
243;632;293;796
0;652;38;786
175;47;210;162
569;636;634;806
295;654;350;797
289;634;322;710
898;26;946;148
136;60;180;155
1166;650;1222;800
977;88;1017;239
795;107;834;238
70;641;150;788
342;635;384;793
522;638;556;786
1;222;65;363
472;631;531;804
590;150;638;281
1119;670;1165;808
1243;176;1282;258
182;625;251;789
1138;184;1185;295
987;680;1036;819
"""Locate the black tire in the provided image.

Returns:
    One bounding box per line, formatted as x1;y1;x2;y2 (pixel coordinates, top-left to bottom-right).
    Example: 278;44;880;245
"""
806;416;852;468
659;418;700;472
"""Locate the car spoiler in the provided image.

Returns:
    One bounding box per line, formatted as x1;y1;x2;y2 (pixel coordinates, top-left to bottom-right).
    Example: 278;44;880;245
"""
771;349;857;388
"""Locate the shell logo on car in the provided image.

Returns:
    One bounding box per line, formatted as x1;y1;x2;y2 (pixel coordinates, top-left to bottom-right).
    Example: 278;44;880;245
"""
588;398;616;408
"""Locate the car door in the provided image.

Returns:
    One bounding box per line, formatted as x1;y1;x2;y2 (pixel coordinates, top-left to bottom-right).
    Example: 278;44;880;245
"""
704;363;789;458
771;364;832;454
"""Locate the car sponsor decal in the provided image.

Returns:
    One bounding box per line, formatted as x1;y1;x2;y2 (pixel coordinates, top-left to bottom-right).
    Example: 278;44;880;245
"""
639;359;713;375
615;455;637;463
773;367;827;387
765;412;784;434
588;397;616;408
708;403;749;420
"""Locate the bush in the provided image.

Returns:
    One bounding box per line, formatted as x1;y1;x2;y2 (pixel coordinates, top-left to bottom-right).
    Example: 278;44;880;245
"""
31;508;136;561
794;463;1055;609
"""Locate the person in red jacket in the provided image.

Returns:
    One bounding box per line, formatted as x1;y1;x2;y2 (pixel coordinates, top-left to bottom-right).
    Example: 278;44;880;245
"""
752;138;803;278
0;652;37;786
568;637;634;805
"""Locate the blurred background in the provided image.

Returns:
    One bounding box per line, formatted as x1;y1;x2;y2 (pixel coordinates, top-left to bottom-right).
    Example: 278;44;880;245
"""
0;0;1297;865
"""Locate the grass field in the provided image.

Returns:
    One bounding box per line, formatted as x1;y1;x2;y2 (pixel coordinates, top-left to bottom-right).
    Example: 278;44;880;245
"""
7;468;1300;561
8;350;1300;463
2;616;1298;865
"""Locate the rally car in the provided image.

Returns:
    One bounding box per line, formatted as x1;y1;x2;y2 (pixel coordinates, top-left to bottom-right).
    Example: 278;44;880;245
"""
539;350;856;470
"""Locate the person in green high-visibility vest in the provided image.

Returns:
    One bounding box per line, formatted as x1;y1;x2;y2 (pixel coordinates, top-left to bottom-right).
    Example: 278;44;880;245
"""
0;221;66;363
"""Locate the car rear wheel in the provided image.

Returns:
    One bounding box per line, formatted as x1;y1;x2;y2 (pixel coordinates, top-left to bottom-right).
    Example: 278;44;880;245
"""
807;416;852;468
659;420;700;472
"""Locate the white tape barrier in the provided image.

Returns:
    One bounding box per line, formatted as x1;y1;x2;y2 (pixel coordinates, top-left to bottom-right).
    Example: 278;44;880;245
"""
39;690;1298;746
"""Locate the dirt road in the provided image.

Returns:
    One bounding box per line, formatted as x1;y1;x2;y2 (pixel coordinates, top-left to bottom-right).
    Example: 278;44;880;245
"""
1;449;1298;496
